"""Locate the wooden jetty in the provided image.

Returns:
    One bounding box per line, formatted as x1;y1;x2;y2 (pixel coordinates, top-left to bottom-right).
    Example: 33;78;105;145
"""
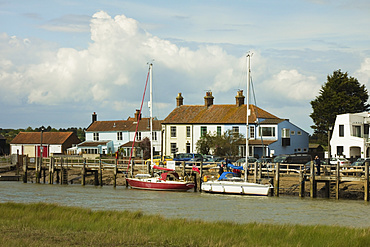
11;154;370;201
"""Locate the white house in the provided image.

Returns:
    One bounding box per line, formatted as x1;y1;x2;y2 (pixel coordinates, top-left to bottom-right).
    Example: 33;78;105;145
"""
330;112;370;160
76;111;162;158
162;91;309;158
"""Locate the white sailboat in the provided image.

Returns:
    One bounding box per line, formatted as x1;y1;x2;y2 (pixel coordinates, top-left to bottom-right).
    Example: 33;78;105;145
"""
201;54;273;196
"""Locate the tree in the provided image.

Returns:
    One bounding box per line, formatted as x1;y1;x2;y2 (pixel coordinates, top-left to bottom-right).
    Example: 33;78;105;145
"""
139;137;151;160
310;69;369;143
195;130;244;158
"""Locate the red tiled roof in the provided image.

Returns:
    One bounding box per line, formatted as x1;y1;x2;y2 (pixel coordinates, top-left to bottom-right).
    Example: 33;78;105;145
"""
10;132;76;145
86;118;162;132
162;104;280;124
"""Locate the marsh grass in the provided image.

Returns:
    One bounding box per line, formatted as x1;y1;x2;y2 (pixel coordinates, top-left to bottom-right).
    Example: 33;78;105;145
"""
1;202;369;246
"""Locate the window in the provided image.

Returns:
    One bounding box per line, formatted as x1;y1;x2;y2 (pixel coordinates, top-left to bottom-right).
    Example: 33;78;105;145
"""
260;127;275;137
297;131;302;135
93;133;99;141
117;132;123;141
337;146;344;156
171;126;176;138
170;143;177;154
290;131;295;135
339;125;344;137
152;131;157;141
232;126;239;134
250;126;255;139
282;128;290;138
186;142;191;153
201;126;207;137
352;125;361;137
217;126;222;136
136;132;141;141
186;126;191;138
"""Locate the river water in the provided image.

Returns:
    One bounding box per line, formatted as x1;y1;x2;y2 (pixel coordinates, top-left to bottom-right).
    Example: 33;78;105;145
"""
1;182;369;228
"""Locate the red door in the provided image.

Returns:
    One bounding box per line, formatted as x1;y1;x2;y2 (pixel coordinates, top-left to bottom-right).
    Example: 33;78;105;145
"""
36;146;48;157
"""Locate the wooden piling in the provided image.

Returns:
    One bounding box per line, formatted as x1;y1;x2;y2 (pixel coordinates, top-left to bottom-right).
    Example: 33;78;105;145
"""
299;167;305;197
335;161;340;200
253;162;257;183
310;160;317;198
81;158;86;186
22;156;28;183
199;161;203;192
99;156;103;187
49;157;54;184
36;157;40;184
274;163;280;197
113;160;117;188
365;161;369;201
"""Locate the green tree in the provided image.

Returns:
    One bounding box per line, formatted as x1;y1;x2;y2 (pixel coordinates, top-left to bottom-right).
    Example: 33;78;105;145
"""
139;137;151;160
195;130;244;158
310;69;369;144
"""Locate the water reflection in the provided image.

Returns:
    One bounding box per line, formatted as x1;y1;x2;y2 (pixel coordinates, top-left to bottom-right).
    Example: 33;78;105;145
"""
1;182;369;227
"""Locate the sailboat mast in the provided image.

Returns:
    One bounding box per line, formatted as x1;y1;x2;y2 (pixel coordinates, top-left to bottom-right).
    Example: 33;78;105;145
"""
245;54;251;182
149;63;153;166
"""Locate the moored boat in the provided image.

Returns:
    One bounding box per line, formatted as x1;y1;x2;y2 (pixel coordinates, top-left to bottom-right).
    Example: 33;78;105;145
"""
126;165;195;191
201;54;273;196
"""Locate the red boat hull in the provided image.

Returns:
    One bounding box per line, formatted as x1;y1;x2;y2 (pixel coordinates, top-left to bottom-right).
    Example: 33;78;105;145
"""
126;178;195;192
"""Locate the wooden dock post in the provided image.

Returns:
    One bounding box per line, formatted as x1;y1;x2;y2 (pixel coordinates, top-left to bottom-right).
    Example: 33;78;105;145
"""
335;161;340;200
99;156;103;187
310;161;317;198
22;156;28;183
49;157;54;184
113;160;117;188
81;158;86;186
60;158;64;185
253;162;257;183
299;167;305;197
36;157;40;184
274;163;280;197
365;161;369;201
130;160;134;178
199;161;203;192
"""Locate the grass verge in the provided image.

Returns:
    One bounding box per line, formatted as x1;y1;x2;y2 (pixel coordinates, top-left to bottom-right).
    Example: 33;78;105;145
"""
1;202;369;246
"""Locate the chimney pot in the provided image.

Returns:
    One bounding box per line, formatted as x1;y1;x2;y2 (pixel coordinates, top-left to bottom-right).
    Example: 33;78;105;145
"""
176;93;184;107
204;91;214;107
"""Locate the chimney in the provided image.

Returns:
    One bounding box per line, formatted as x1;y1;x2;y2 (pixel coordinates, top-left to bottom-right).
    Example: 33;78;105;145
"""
235;90;245;107
92;112;97;123
134;109;141;121
176;93;184;107
204;91;214;107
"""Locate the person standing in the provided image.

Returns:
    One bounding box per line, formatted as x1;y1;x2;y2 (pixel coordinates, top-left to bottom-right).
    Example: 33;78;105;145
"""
314;156;321;175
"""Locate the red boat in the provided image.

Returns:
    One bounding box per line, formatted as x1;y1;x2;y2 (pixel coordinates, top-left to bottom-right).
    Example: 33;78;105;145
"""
126;165;195;192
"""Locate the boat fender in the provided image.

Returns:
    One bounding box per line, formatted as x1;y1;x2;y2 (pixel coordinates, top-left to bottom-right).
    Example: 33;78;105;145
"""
203;175;208;182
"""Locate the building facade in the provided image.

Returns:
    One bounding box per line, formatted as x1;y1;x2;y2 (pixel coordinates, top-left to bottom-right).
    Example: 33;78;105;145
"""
10;132;81;157
75;111;162;158
162;91;309;159
330;112;370;160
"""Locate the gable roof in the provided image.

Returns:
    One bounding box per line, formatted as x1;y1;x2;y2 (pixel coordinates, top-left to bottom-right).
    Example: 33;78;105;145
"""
10;132;78;145
86;118;162;132
162;104;281;124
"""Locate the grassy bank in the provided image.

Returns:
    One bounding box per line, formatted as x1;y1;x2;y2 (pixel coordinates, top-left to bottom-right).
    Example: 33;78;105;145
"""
1;202;369;246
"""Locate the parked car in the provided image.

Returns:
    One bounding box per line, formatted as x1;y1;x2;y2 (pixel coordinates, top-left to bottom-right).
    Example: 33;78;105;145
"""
173;153;203;165
146;155;173;166
257;157;273;168
329;157;350;167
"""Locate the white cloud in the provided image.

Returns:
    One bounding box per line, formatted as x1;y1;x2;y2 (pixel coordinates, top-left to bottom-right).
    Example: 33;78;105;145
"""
261;70;320;102
354;57;370;85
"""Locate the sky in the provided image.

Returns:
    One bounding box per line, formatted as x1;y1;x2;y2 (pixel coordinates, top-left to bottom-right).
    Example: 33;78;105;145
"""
1;0;370;134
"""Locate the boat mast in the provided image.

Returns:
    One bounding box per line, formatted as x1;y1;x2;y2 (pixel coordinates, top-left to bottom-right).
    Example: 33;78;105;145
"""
149;63;153;167
245;54;251;182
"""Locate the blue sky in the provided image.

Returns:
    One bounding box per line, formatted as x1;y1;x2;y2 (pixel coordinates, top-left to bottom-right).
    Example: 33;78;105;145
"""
1;0;370;134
